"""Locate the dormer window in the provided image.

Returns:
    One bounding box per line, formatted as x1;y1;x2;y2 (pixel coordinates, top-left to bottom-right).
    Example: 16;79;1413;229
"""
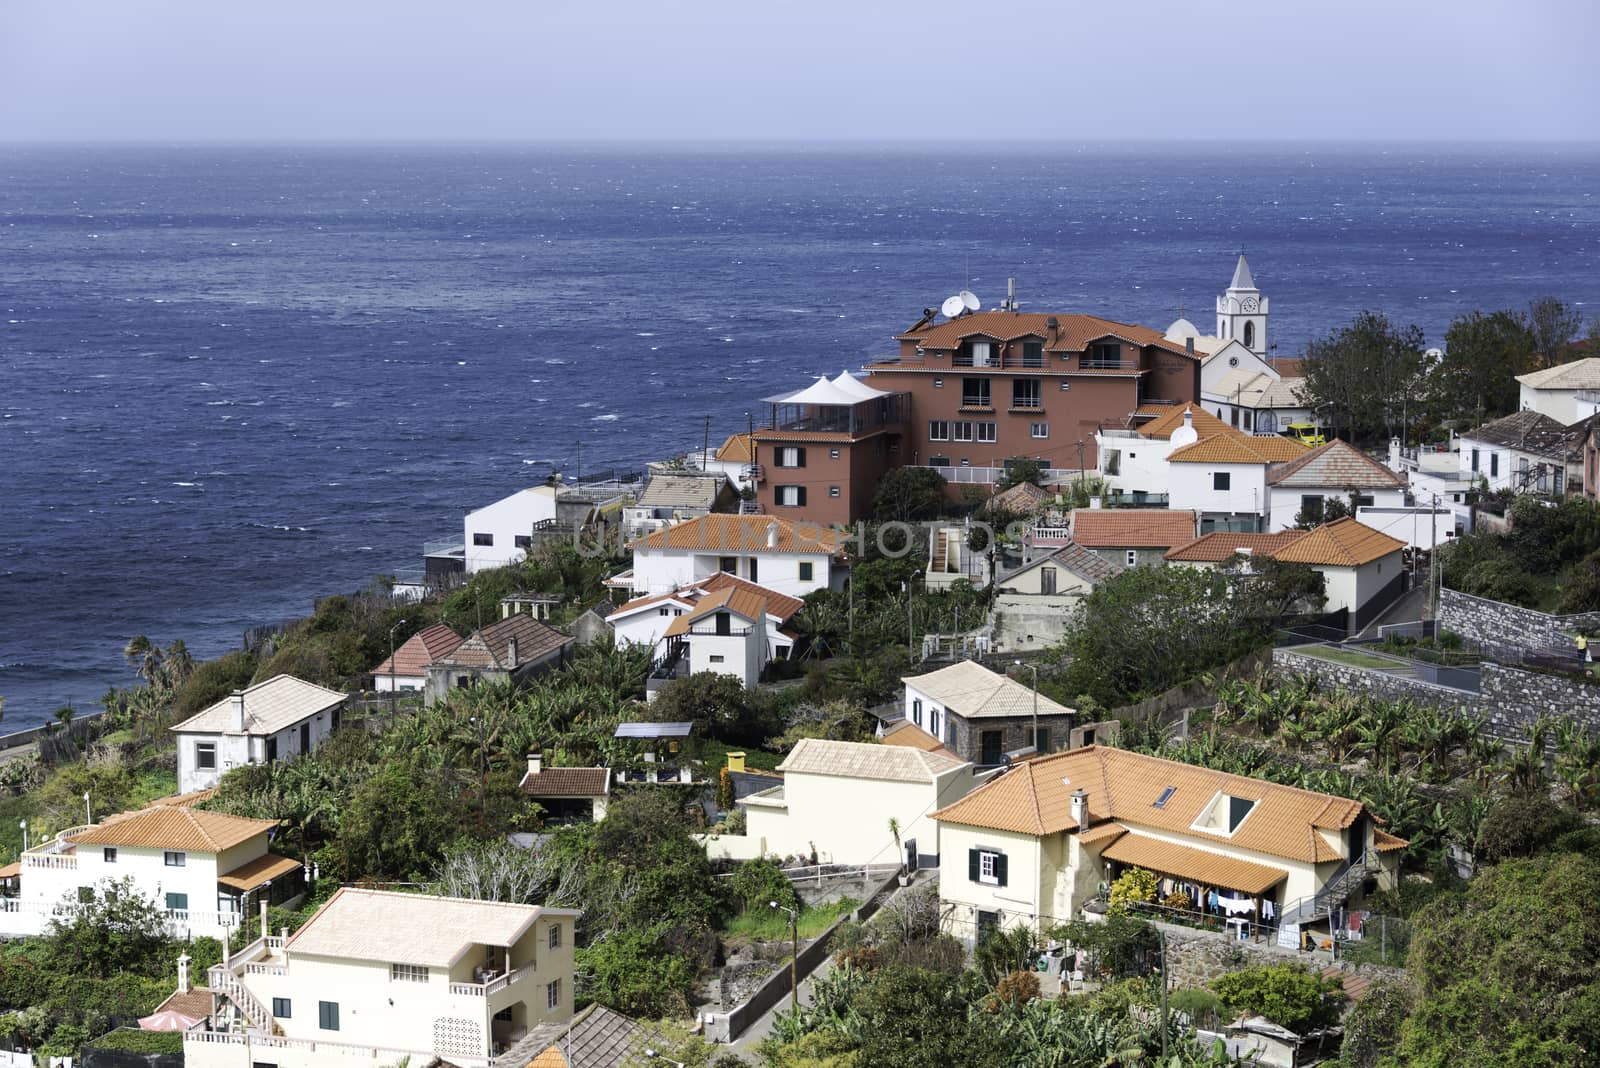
1190;791;1258;836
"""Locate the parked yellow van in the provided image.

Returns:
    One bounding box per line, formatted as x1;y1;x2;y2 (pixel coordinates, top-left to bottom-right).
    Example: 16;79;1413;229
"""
1284;423;1327;447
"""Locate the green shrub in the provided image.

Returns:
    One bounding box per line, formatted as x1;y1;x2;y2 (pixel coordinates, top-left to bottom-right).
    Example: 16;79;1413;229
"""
1475;795;1580;863
1210;963;1346;1034
1169;987;1225;1030
86;1029;183;1054
728;857;798;914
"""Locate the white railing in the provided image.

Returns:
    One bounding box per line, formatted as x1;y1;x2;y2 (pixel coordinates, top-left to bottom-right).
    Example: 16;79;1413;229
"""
246;962;288;976
447;959;538;998
1027;526;1072;544
22;854;77;870
184;1030;477;1066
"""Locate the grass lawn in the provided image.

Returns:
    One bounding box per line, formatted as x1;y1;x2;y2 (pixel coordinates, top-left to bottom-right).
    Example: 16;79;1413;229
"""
1298;646;1407;670
721;896;859;941
698;740;783;772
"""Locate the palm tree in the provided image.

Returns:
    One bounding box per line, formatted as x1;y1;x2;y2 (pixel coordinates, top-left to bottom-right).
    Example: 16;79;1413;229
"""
160;639;196;689
123;635;164;685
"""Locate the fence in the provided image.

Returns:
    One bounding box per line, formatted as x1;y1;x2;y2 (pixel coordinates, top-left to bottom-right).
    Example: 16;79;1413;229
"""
706;869;901;1044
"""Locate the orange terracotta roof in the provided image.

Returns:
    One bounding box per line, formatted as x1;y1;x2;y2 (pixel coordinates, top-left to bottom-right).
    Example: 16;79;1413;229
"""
662;585;767;638
698;571;805;622
1238;434;1314;462
217;853;302;891
1101;834;1289;895
154;988;215;1020
1074;821;1128;846
436;614;573;671
1169;434;1284;465
715;432;755;463
519;767;610;798
1272;517;1406;568
628;514;844;555
371;622;464;679
1070;509;1197;549
0;862;19;880
881;719;959;758
932;745;1372;865
1165;531;1309;563
71;807;278;853
895;310;1198;359
1132;402;1183;419
142;787;219;809
1139;405;1235;441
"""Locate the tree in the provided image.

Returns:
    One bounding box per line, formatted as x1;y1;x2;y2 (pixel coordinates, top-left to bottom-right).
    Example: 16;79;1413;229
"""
42;878;170;980
1433;311;1535;423
1473;794;1579;863
870;467;948;523
1300;312;1427;443
1527;296;1584;370
1338;980;1414;1068
849;967;1006;1068
994;459;1046;492
1055;565;1275;705
1209;963;1346;1034
575;925;697;1018
338;760;471;880
646;671;773;745
1395;852;1600;1066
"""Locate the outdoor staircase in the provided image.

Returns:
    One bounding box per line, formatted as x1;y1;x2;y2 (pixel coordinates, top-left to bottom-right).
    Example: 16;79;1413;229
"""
207;964;281;1036
739;499;764;515
1275;850;1383;948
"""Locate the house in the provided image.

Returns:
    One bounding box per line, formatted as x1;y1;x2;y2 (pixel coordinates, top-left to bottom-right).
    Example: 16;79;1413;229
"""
931;745;1404;950
1263;440;1408;533
985;479;1053;517
5;804;301;940
714;738;979;869
751;372;913;525
1517;357;1600;424
1203;368;1313;438
926;523;991;590
1165;518;1407;634
612;721;698;784
171;675;348;794
863;307;1200;484
1069;508;1199;567
463;486;559;573
1165;428;1308;532
901;660;1076;766
518;752;609;823
627;513;846;599
1456;409;1579;495
621;474;729;538
653;586;774;696
185;888;580;1068
609;573;802;662
424;615;574;703
702;431;760;494
369;623;463;692
1270;518;1407;633
991;544;1123;653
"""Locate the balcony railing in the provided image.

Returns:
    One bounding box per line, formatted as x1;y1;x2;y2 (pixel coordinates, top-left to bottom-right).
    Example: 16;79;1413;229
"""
448;960;538;997
184;1030;479;1067
1077;360;1141;372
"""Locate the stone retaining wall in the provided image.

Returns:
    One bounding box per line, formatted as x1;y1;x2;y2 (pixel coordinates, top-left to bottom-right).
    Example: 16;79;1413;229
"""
1271;648;1600;746
1157;921;1406;991
1439;587;1600;658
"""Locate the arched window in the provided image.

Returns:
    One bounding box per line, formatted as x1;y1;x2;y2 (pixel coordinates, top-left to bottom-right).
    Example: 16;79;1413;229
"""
1243;321;1255;348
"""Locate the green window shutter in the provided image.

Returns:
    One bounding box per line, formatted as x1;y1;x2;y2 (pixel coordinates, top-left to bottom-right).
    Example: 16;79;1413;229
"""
994;854;1008;887
968;849;980;882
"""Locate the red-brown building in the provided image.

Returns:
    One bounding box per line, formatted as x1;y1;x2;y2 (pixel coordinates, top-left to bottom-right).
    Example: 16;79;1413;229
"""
863;310;1201;479
750;371;911;527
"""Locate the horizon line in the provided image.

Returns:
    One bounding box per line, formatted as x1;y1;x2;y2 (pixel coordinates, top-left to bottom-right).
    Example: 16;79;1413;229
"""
2;136;1599;150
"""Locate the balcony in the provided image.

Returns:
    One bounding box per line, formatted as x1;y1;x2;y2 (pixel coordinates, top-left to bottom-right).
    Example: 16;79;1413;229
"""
449;960;538;997
1076;360;1142;373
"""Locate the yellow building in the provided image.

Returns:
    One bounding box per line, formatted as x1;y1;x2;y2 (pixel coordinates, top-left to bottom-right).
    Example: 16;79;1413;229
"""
933;746;1403;949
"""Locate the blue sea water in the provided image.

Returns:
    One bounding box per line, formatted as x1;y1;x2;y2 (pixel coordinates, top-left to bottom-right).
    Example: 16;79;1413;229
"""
1;143;1597;724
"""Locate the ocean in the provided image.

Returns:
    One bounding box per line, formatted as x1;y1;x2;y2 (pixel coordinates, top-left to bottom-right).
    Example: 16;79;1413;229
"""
1;143;1597;724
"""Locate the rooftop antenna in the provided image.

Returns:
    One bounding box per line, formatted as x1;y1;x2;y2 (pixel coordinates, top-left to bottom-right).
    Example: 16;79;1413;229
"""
960;290;980;313
941;294;966;319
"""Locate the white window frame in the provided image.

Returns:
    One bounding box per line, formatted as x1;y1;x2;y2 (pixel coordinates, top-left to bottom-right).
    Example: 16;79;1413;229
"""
977;422;997;443
1030;422;1049;439
954;421;974;442
929;706;943;740
829;486;840;497
1126;550;1138;567
928;420;950;441
547;979;561;1010
978;851;1000;886
390;963;428;983
195;742;217;770
549;923;562;949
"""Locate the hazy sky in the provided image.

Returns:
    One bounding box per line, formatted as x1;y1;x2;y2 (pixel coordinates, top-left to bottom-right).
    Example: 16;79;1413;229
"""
3;0;1596;142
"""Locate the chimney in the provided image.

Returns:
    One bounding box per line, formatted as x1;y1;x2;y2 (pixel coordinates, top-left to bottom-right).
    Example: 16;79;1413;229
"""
766;522;779;549
727;751;746;773
1070;788;1089;833
1046;315;1059;345
1006;277;1016;311
229;691;246;733
506;637;519;669
177;953;191;994
1183;409;1193;428
1186;337;1195;354
527;750;542;777
1089;496;1103;509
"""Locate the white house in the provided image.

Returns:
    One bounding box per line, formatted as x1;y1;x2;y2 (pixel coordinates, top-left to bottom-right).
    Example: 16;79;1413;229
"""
1517;358;1600;424
607;572;803;663
369;623;463;692
1457;410;1580;495
170;675;348;794
3;804;301;940
464;486;559;573
621;474;727;539
657;585;772;693
990;544;1123;654
626;514;846;599
1262;440;1408;533
932;745;1404;950
186;887;580;1068
710;738;980;869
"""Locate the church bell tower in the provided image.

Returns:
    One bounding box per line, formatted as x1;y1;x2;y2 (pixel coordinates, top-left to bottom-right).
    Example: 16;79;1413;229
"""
1216;254;1268;358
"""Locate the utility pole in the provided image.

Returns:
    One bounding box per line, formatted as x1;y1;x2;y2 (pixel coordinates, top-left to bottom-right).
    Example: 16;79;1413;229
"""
1159;928;1170;1059
702;415;710;471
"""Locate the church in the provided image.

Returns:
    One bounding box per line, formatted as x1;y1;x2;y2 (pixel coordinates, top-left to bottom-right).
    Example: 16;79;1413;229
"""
1164;255;1312;436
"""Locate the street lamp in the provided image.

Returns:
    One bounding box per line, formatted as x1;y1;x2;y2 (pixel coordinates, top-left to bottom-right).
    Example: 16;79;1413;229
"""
642;1052;685;1068
770;900;799;1012
387;619;407;714
18;820;26;852
1015;660;1040;754
903;570;922;659
82;792;91;826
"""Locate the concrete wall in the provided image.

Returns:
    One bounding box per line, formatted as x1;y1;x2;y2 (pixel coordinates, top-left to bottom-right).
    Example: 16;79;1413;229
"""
991;590;1089;654
631;549;834;599
938;824;1046;946
464;487;558;573
1168;462;1268;519
1440;587;1600;658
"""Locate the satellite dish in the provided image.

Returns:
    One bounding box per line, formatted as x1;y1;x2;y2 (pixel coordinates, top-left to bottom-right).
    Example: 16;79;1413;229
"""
960;290;981;312
941;295;966;319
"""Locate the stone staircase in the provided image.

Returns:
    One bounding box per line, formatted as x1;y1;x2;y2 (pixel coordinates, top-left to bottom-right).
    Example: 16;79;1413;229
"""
207;964;280;1036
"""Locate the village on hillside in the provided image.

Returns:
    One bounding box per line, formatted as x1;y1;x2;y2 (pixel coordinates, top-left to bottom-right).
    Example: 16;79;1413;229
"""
6;261;1600;1068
